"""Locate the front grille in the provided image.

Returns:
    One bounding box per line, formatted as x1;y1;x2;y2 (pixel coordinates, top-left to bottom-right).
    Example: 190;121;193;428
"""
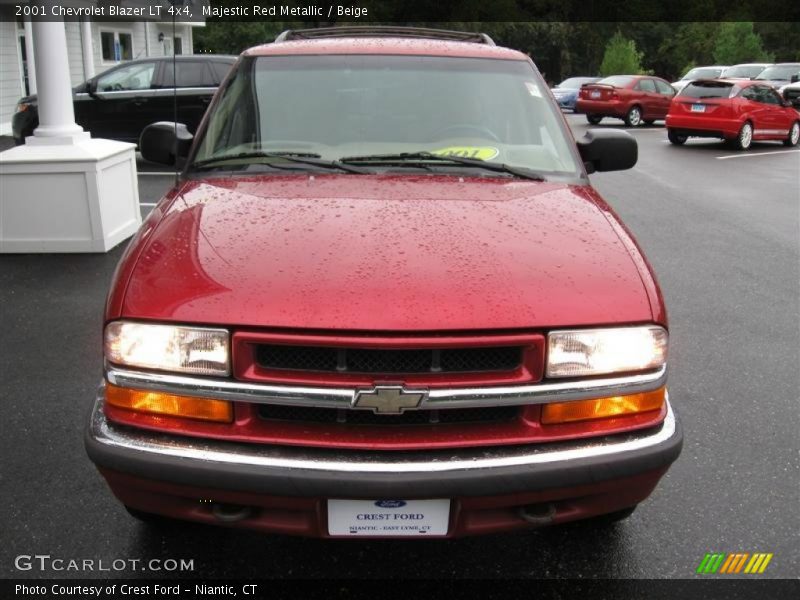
258;404;519;426
255;344;522;375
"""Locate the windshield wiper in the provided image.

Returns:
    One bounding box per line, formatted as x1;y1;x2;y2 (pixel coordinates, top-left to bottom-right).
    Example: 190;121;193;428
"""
190;151;367;174
339;152;547;181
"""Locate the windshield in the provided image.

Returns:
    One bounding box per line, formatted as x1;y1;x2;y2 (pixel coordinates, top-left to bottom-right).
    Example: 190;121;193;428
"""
681;67;724;80
723;65;768;79
754;65;800;81
556;77;596;89
192;55;580;177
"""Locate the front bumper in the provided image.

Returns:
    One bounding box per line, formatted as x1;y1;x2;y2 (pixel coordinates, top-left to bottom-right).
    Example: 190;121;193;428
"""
86;391;682;535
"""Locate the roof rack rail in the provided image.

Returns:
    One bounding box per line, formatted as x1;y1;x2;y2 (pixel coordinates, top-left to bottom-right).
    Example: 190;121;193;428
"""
274;26;495;46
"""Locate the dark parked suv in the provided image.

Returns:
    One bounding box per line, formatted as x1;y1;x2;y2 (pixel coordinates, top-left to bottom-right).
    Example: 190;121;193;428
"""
12;55;235;145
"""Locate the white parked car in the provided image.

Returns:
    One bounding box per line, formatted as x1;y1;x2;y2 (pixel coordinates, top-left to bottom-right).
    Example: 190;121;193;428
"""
779;81;800;110
721;63;772;80
671;66;727;93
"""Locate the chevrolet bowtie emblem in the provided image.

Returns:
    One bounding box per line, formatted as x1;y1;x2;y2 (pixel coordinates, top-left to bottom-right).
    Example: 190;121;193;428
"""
353;386;427;414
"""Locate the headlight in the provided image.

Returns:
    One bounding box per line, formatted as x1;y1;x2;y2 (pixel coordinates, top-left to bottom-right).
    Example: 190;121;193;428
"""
105;321;229;376
546;326;667;378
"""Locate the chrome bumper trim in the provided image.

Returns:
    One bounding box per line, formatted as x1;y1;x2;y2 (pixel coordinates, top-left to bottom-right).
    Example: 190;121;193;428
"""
105;365;667;410
88;392;676;474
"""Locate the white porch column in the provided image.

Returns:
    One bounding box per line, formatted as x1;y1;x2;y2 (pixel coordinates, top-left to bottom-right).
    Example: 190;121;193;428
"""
0;19;141;253
145;22;152;57
23;17;36;95
29;20;87;143
81;18;95;80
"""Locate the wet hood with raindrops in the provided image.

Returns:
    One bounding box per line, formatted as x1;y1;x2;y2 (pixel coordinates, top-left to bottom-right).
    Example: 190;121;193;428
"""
116;174;661;331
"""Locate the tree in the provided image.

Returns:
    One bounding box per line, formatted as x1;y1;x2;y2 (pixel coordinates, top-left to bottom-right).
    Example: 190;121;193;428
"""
599;32;645;76
712;22;773;65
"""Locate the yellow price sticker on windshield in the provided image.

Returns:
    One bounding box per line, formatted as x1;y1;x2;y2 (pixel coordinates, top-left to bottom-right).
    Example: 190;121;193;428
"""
432;146;500;161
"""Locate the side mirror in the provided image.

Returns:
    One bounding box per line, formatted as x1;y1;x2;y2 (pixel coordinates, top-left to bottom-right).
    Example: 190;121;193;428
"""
576;129;638;174
86;79;98;96
139;122;193;166
790;74;799;83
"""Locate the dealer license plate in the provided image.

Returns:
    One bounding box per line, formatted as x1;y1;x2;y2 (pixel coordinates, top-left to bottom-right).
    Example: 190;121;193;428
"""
591;90;601;99
328;499;450;536
691;104;706;112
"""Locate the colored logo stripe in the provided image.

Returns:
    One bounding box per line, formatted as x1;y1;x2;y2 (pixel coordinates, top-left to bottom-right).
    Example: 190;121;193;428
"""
698;553;773;574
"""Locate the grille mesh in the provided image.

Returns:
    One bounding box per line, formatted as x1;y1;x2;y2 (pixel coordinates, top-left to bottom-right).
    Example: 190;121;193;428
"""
255;344;522;375
258;404;519;426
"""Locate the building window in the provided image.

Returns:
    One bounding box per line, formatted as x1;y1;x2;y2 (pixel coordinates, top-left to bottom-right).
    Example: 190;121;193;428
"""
174;36;183;55
101;31;133;62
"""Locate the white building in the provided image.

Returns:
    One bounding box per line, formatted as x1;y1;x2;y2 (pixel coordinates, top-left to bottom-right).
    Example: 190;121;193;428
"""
0;1;205;135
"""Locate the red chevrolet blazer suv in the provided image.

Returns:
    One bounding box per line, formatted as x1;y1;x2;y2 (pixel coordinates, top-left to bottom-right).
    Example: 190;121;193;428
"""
85;27;682;538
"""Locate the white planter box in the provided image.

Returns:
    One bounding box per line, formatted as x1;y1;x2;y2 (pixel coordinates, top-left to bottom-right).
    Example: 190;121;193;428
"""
0;139;141;253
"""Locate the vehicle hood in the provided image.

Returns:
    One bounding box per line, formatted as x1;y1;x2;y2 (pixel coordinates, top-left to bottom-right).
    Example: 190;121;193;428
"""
121;175;656;331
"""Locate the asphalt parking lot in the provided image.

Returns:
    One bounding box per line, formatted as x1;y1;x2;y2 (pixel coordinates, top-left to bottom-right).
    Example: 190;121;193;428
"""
1;118;798;581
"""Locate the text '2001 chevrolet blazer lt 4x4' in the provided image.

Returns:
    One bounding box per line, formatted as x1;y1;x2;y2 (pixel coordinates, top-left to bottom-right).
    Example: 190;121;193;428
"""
85;27;682;538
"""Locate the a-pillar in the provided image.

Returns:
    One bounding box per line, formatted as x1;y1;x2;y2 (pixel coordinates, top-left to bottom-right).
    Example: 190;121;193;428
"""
0;20;141;253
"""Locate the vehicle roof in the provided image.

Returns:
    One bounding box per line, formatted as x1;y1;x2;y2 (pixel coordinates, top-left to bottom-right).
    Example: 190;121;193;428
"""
690;78;761;87
244;37;529;61
685;65;728;70
123;55;236;64
727;62;772;67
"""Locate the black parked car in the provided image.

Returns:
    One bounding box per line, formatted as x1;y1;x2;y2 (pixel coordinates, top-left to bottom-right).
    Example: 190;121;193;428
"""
12;55;236;145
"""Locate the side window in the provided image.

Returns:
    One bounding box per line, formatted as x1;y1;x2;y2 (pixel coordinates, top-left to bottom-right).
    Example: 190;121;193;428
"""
161;61;216;88
96;62;156;92
637;79;656;93
751;86;778;105
655;80;674;96
760;87;782;105
740;87;757;101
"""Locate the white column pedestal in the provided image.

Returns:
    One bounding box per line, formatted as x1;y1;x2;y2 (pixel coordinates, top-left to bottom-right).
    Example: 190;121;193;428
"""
0;19;142;254
0;140;142;253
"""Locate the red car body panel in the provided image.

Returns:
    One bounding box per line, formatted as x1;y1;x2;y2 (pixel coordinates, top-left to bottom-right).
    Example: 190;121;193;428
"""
666;79;799;140
576;76;674;121
115;175;658;331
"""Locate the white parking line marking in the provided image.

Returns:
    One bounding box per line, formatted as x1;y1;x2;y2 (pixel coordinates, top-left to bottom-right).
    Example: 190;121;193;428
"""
716;150;800;160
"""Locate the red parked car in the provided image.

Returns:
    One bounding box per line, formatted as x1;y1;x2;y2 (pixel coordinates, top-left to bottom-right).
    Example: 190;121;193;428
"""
666;79;800;150
576;75;676;127
85;27;681;539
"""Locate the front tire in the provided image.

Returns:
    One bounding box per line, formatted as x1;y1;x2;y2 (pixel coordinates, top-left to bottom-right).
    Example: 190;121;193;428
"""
625;105;642;127
668;129;687;145
784;121;800;147
586;115;603;125
732;121;753;150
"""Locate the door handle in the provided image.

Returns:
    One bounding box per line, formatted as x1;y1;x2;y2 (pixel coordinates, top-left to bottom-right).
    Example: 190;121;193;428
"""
133;99;147;107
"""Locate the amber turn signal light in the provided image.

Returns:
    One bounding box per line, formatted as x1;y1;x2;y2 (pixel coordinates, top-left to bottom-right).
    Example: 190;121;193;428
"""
541;387;666;425
105;384;233;423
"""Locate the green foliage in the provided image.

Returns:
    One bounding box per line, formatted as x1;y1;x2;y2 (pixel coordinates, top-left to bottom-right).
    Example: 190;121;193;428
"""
192;20;798;82
599;32;645;76
712;22;774;65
